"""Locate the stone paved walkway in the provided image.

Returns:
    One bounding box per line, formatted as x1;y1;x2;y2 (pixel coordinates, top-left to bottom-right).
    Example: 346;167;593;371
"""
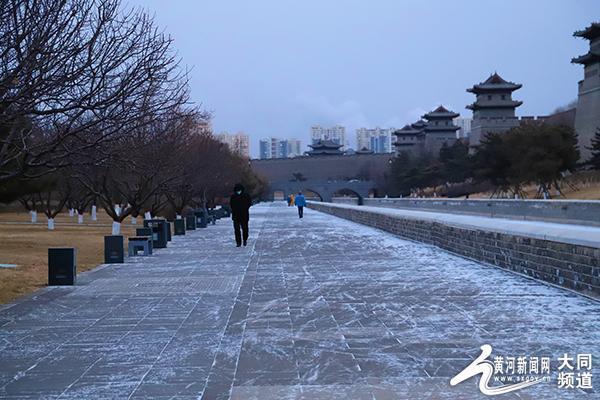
0;203;598;399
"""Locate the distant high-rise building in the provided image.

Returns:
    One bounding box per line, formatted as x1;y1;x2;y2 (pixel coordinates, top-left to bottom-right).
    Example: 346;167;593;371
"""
454;118;472;139
311;125;346;150
259;139;271;159
467;73;523;151
195;119;212;135
277;140;288;159
572;22;600;161
259;137;301;159
356;128;371;151
356;127;394;153
286;138;302;157
260;138;279;159
215;131;250;158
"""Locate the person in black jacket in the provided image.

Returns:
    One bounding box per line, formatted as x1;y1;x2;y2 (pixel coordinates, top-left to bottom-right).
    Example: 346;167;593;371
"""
229;183;252;247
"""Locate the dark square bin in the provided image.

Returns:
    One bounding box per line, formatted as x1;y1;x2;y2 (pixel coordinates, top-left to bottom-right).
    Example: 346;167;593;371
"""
174;219;186;235
186;215;196;230
143;219;168;249
194;209;208;228
104;235;124;263
48;248;76;285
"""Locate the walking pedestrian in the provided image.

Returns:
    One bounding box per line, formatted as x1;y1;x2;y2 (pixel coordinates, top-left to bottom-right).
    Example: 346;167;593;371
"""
230;183;252;247
289;193;295;207
295;191;306;218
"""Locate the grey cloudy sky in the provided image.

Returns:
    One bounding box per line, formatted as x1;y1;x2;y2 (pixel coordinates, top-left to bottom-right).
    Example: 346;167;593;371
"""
128;0;596;157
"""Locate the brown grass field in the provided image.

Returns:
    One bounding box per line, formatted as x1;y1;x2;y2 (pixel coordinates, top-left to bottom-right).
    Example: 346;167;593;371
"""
0;210;137;304
469;171;600;200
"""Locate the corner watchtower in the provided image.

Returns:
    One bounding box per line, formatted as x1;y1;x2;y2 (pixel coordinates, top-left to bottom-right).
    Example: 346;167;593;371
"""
467;73;522;151
572;22;600;161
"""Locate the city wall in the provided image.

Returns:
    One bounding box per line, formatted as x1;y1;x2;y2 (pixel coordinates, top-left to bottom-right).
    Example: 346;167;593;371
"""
331;197;600;227
308;201;600;299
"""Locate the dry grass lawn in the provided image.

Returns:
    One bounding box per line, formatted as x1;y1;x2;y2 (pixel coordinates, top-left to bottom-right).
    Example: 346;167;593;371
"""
0;210;138;305
469;171;600;200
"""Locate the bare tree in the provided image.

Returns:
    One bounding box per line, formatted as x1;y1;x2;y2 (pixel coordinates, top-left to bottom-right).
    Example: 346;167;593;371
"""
1;0;190;187
32;174;70;229
18;193;39;223
75;108;196;234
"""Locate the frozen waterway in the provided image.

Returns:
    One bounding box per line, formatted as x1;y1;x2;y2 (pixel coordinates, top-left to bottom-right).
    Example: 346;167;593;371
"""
0;202;598;399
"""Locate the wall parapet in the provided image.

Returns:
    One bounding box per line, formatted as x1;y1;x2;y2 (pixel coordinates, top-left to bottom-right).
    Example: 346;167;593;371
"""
308;201;600;299
350;197;600;227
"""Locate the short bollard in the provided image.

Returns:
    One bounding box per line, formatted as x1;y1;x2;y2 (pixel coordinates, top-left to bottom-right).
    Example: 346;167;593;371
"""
48;248;76;285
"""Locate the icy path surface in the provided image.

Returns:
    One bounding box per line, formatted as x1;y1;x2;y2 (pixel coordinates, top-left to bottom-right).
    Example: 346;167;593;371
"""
0;203;597;399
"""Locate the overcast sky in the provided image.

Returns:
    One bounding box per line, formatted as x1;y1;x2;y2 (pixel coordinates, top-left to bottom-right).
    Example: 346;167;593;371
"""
127;0;596;157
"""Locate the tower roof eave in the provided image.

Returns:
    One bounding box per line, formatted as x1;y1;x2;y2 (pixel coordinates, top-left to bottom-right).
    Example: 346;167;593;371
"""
394;142;417;147
410;120;427;130
571;51;600;65
422;106;460;120
574;22;600;40
467;83;522;94
394;129;421;136
467;73;522;93
467;100;523;110
424;126;460;132
306;149;344;155
422;112;460;120
308;139;343;150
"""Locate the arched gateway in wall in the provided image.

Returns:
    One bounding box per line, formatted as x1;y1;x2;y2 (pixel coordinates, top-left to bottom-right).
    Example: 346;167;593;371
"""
252;153;393;202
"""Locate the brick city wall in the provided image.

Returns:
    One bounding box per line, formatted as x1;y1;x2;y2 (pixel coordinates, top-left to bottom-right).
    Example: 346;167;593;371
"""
308;202;600;299
350;198;600;227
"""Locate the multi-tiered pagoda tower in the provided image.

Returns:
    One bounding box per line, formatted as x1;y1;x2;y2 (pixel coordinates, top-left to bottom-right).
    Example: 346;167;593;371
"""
467;73;522;151
306;139;344;156
572;22;600;161
422;106;460;153
393;124;422;152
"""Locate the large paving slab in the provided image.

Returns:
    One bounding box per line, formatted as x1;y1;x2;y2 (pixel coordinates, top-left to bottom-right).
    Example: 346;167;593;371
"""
0;202;598;399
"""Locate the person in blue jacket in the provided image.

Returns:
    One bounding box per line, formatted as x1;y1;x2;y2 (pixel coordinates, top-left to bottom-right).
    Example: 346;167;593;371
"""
294;191;306;218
